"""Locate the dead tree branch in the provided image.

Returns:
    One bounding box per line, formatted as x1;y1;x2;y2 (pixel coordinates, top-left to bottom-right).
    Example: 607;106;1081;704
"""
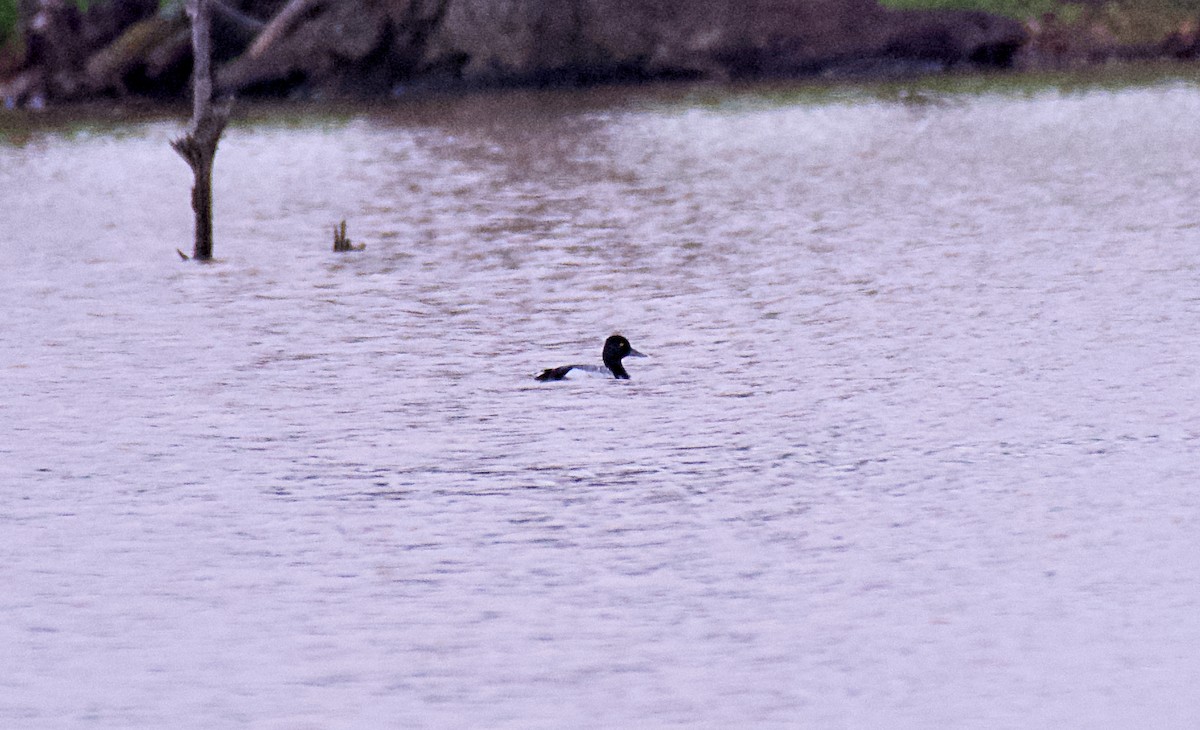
171;0;232;261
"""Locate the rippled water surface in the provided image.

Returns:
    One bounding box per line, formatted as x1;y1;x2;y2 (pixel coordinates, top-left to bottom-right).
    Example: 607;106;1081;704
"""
3;77;1200;728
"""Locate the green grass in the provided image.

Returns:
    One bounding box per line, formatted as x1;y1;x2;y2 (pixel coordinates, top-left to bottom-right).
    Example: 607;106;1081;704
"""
0;1;16;49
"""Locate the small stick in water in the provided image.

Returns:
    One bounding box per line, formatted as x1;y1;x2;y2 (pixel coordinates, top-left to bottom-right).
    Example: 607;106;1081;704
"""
332;219;364;252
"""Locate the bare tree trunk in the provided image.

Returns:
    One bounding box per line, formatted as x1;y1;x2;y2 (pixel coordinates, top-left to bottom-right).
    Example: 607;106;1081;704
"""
171;0;231;261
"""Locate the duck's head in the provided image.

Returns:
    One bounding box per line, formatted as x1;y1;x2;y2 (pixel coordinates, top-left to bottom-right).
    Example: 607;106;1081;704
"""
602;334;647;378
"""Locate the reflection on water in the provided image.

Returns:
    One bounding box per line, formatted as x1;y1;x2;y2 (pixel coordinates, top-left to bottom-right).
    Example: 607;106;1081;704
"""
2;77;1200;727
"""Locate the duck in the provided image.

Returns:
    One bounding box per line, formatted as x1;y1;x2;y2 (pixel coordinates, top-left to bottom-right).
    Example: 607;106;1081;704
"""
535;334;647;381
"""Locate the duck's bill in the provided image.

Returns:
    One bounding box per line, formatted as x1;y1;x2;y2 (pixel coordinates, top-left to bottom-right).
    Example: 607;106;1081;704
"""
628;348;648;357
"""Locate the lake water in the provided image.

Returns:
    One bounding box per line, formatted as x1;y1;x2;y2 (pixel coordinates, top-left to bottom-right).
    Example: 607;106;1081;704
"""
2;74;1199;728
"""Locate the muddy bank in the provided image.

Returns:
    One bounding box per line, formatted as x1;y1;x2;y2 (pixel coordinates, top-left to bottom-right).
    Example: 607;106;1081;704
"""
1;0;1196;107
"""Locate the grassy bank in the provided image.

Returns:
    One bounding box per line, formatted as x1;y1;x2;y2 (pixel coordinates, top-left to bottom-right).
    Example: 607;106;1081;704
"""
881;0;1200;43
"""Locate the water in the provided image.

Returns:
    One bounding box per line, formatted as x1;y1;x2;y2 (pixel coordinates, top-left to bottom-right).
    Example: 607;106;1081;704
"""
2;76;1199;728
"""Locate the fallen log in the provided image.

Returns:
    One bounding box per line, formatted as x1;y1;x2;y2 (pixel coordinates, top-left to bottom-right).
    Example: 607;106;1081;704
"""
85;15;185;93
247;0;326;60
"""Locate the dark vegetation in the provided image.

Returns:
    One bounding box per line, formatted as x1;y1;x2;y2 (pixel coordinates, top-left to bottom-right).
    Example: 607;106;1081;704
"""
3;0;1198;108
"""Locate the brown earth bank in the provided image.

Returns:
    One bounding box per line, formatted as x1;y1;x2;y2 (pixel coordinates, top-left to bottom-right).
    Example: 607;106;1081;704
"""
1;0;1197;108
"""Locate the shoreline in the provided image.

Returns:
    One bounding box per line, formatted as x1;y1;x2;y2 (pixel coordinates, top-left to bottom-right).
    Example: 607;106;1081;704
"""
2;60;1198;129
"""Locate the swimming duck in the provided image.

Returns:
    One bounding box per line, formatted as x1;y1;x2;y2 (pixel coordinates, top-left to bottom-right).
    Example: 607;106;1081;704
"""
535;335;647;381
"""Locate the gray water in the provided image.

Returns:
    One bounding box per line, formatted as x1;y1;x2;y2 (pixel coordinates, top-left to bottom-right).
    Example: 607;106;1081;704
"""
2;77;1199;728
